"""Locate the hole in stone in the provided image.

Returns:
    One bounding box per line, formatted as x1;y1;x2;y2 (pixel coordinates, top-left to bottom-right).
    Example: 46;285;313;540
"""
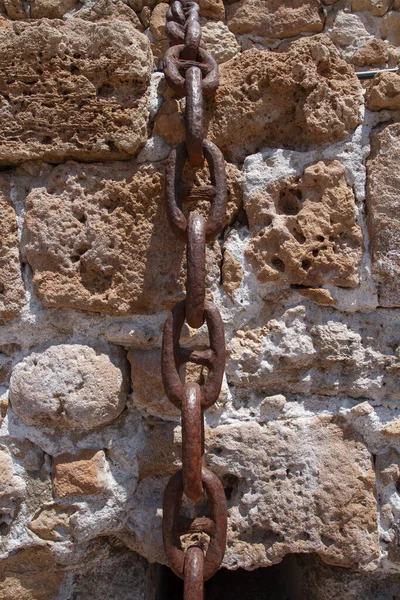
317;235;325;242
70;65;80;75
0;283;4;295
292;229;306;245
277;189;300;215
396;479;400;494
222;474;240;502
271;257;285;272
312;249;319;257
97;83;115;98
73;52;81;59
301;259;311;271
42;136;52;145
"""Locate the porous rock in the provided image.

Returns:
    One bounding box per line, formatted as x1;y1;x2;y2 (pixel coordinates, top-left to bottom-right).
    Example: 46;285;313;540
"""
226;0;324;38
351;38;389;67
207;35;362;161
25;160;241;315
149;2;168;40
30;0;79;19
29;504;76;541
0;447;25;529
0;546;64;600
380;10;400;46
53;450;108;498
201;21;241;64
198;0;224;20
221;249;243;297
350;0;391;16
9;344;128;429
245;161;363;288
0;19;152;164
367;124;400;307
72;0;143;28
365;72;400;110
0;176;25;322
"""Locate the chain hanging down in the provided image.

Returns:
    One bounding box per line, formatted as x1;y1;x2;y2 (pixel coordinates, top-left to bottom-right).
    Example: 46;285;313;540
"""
162;2;228;598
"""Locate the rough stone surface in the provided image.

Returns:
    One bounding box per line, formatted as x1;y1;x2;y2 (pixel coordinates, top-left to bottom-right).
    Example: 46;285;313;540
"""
245;161;363;288
9;344;128;429
350;0;392;16
201;21;241;64
0;19;152;164
365;72;400;110
198;0;224;20
367;124;400;307
222;249;244;297
226;0;324;38
25;160;241;314
351;38;389;67
0;447;25;530
0;176;25;322
30;0;78;19
207;35;362;161
53;450;108;497
72;0;143;28
149;2;168;40
380;10;400;46
29;504;76;541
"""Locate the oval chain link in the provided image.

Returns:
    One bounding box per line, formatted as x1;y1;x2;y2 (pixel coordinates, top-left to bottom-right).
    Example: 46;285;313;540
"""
162;0;227;595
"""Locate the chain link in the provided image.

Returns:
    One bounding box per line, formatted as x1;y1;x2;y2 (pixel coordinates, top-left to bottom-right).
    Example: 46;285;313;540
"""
162;1;228;596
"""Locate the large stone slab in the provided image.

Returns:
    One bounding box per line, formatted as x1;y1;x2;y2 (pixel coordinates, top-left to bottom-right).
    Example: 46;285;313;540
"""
226;0;324;38
25;160;242;315
0;19;152;164
367;123;400;307
207;35;362;162
0;176;25;322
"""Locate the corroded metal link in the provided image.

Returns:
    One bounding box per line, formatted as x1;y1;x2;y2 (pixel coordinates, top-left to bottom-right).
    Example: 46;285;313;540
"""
182;382;204;501
182;1;201;61
165;140;227;243
164;45;219;97
186;213;206;329
185;66;204;167
161;299;225;409
167;0;186;25
184;547;204;600
163;468;227;581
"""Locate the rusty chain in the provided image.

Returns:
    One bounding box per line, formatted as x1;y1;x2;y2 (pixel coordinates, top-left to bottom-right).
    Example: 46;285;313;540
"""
162;2;227;597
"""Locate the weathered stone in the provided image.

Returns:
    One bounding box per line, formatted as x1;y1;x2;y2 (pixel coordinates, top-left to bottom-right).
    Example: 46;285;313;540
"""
380;10;400;46
53;450;108;498
25;160;241;314
0;547;64;600
149;2;168;40
328;11;372;60
350;0;391;16
10;344;128;429
8;438;44;472
29;504;76;541
0;448;25;529
198;0;224;20
30;0;78;19
222;249;244;297
207;35;362;161
140;5;151;27
72;0;143;29
245;161;362;288
381;419;400;437
0;177;25;322
365;72;400;110
351;38;389;67
2;0;25;18
201;21;241;65
153;99;185;146
0;19;152;164
367;124;400;307
227;306;400;401
296;287;336;306
226;0;323;38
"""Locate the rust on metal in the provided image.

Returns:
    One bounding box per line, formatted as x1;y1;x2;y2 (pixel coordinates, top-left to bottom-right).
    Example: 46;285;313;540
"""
184;546;205;600
162;0;227;595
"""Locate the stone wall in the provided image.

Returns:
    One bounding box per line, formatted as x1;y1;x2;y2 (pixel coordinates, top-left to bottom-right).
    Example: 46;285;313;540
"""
0;0;400;598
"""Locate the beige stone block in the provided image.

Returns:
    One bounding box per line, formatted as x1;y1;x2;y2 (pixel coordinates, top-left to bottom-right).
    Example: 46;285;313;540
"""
53;450;108;498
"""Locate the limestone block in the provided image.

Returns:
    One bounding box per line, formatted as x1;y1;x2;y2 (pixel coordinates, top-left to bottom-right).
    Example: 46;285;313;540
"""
201;21;241;65
226;0;323;38
328;11;372;60
0;547;64;600
149;2;169;40
29;504;76;541
0;177;25;322
367;124;400;307
350;0;391;16
365;72;400;110
198;0;224;20
221;249;243;297
30;0;78;18
0;19;152;164
2;0;25;18
9;344;128;429
380;10;400;46
0;447;25;529
351;38;389;67
25;160;241;315
207;35;362;161
53;450;108;498
72;0;143;28
245;161;363;288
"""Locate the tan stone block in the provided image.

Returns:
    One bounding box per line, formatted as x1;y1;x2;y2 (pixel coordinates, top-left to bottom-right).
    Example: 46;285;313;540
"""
30;0;78;18
25;160;241;314
0;176;25;322
366;72;400;110
367;123;400;307
53;450;108;498
0;547;63;600
381;419;400;437
71;0;143;27
221;249;243;297
149;2;169;40
2;0;25;19
207;35;362;161
350;0;391;16
226;0;323;38
245;161;362;289
29;504;76;541
351;39;389;67
0;19;152;165
153;99;185;146
198;0;224;20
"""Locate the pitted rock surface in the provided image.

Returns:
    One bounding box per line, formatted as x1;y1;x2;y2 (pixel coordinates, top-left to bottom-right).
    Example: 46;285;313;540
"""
0;19;152;164
207;35;362;161
365;72;400;110
0;448;25;530
0;176;25;322
226;0;324;38
25;160;241;314
245;161;363;288
9;344;128;429
367;123;400;307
